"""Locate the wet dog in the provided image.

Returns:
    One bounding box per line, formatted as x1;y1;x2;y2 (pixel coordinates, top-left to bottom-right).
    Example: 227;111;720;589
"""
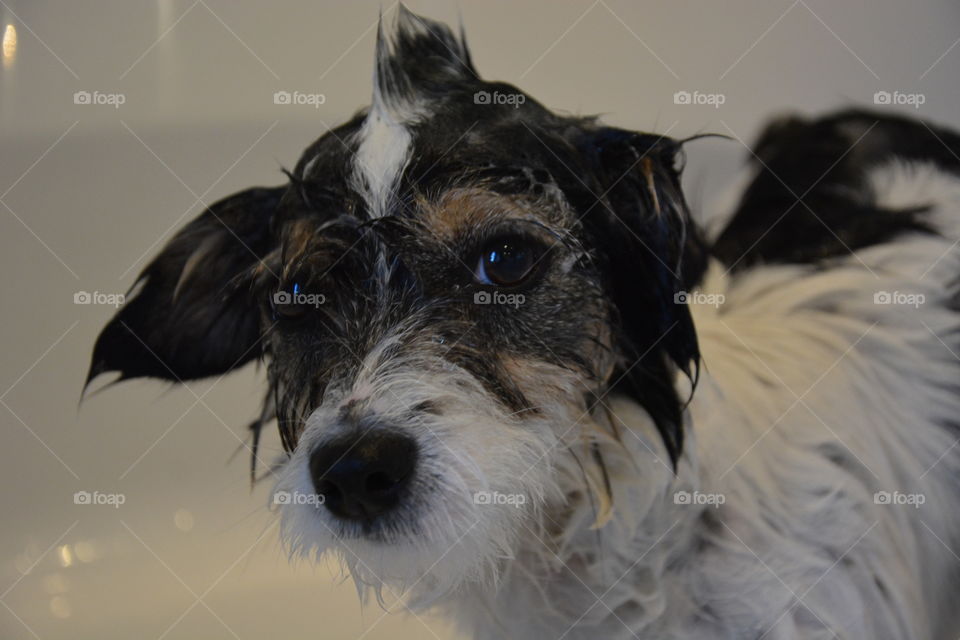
88;8;960;639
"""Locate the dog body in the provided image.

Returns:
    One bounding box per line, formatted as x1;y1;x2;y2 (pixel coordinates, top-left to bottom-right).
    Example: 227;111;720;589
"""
88;9;960;639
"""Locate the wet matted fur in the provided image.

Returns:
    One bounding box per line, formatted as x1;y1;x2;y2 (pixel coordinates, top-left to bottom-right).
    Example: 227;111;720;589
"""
88;7;960;639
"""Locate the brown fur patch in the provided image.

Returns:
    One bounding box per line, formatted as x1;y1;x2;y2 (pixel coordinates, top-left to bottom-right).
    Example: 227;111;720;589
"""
417;188;548;242
279;218;322;270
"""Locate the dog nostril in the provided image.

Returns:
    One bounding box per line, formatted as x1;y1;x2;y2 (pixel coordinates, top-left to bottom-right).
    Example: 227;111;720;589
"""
365;471;398;494
317;479;342;507
308;432;418;521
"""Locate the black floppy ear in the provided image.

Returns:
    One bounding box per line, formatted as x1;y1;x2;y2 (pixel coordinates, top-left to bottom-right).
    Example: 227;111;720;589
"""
87;185;287;387
578;128;708;466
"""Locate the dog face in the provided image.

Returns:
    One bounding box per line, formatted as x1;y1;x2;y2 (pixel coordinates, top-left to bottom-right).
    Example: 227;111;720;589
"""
88;7;706;601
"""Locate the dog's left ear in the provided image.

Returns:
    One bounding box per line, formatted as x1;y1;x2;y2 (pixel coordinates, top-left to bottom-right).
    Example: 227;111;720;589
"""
577;127;708;466
86;185;287;388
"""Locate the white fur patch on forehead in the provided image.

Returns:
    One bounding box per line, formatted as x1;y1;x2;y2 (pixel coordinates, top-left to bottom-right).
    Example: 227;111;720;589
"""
351;105;416;219
350;6;476;219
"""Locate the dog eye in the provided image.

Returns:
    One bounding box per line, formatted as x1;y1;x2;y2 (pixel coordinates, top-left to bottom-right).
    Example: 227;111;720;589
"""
271;283;316;320
474;235;540;287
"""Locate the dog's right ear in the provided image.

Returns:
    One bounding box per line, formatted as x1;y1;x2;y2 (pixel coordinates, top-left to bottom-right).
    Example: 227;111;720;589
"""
572;127;708;468
86;185;287;389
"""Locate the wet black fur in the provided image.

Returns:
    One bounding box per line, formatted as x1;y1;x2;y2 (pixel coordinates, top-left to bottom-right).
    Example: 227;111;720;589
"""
87;8;710;470
87;186;285;383
713;109;960;270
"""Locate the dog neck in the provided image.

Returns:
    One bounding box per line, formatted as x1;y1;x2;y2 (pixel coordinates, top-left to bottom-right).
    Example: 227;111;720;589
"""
441;393;704;639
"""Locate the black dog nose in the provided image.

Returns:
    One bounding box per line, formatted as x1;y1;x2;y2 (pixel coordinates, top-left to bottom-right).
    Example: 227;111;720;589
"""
309;432;418;520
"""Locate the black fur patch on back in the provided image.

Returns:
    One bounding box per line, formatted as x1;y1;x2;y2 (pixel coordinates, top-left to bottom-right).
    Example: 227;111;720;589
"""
713;109;960;270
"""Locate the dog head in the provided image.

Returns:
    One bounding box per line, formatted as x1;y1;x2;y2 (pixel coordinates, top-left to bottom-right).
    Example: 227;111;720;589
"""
88;7;706;604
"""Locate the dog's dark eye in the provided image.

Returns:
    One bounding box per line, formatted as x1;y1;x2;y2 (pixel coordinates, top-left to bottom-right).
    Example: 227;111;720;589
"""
271;282;321;321
474;235;539;287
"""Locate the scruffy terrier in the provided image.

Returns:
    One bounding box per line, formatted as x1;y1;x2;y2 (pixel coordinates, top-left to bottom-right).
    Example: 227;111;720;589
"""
88;7;960;639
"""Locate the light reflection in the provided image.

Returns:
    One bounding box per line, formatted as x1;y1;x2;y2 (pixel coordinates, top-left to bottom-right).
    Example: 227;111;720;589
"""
174;508;194;532
14;552;35;575
57;544;73;568
49;596;71;619
74;539;98;563
43;573;69;595
2;24;15;68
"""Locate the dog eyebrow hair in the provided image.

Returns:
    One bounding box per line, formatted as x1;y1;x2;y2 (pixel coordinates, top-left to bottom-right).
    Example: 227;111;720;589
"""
640;157;661;216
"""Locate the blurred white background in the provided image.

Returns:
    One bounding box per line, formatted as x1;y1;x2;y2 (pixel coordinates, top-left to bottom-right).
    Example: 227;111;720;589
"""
1;1;958;638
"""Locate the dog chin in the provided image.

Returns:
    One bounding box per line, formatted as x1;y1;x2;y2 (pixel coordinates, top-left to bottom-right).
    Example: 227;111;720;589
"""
274;470;550;607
